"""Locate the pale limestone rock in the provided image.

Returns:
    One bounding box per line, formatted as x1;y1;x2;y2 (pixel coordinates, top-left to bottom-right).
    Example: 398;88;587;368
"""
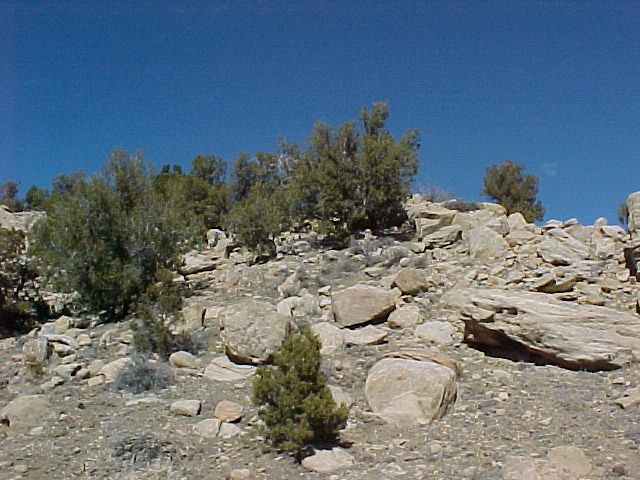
0;395;52;432
170;399;201;417
465;226;509;260
422;225;462;248
391;268;430;296
332;284;398;327
344;325;388;346
414;321;456;345
626;191;640;236
219;299;292;364
98;358;133;382
227;469;251;480
388;305;423;329
22;338;51;375
203;356;255;382
193;418;221;438
169;351;199;369
218;422;243;439
214;400;243;423
365;358;457;426
302;448;354;474
311;322;345;355
441;287;640;370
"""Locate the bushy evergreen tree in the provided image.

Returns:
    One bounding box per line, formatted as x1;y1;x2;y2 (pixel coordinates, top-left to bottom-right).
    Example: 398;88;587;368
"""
481;160;545;222
32;150;203;318
253;329;348;457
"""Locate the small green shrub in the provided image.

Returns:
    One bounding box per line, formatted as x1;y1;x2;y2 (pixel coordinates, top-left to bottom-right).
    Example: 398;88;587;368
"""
252;329;348;458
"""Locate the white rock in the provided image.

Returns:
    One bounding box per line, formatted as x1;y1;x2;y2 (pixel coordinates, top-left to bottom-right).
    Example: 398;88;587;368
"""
203;356;255;382
170;399;201;417
302;448;354;474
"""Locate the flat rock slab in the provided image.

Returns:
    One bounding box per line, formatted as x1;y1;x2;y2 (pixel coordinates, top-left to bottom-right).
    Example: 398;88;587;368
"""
170;399;201;417
365;357;457;426
220;299;292;364
214;400;243;423
302;448;354;474
203;356;256;382
332;284;398;327
441;287;640;371
1;395;52;433
344;325;388;346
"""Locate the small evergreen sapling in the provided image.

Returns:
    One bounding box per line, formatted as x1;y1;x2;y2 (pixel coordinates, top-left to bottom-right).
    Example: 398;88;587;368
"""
252;328;348;457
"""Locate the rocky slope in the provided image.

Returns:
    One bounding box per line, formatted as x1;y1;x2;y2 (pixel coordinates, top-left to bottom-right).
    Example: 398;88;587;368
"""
1;195;640;479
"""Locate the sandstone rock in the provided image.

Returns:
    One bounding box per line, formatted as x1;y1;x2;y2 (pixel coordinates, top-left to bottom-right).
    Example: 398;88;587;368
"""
422;225;463;248
218;422;243;439
465;226;508;260
181;303;205;334
219;299;292;364
332;284;398;327
203;356;255;382
43;334;78;356
391;268;430;296
54;315;74;334
344;325;388;345
502;446;592;480
169;351;199;369
547;445;592;477
626;191;640;236
302;448;354;474
98;358;133;382
54;363;82;379
193;418;222;438
170;399;201;417
311;322;345;355
0;205;45;231
614;387;640;408
180;250;222;275
0;395;52;432
531;273;578;293
214;400;243;422
414;321;456;345
538;229;590;265
227;469;251;480
408;202;456;237
22;338;51;375
365;357;457;426
329;385;354;409
441;287;640;371
388;305;423;329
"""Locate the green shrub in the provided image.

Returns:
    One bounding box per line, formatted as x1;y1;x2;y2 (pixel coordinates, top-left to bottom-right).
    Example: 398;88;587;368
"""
252;329;348;458
32;150;203;319
481;160;545;222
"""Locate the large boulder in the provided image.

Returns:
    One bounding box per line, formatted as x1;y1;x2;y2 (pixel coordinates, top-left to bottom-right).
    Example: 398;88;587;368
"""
331;284;399;328
441;287;640;371
464;226;509;260
364;356;457;426
405;199;456;238
0;205;45;232
1;395;53;433
219;299;292;364
391;268;430;296
626;191;640;237
537;229;590;266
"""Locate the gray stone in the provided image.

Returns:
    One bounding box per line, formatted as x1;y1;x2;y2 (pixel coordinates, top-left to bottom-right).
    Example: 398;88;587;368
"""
332;284;398;327
465;226;509;260
311;322;345;355
169;351;199;369
193;418;222;438
170;399;201;417
414;321;456;345
365;357;457;426
0;395;52;432
98;358;133;382
214;400;243;423
391;268;430;296
442;287;640;371
203;356;255;382
302;448;354;474
220;299;292;364
344;325;388;345
388;305;423;329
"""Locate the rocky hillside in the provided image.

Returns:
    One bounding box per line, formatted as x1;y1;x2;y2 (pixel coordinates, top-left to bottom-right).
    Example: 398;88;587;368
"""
2;194;640;479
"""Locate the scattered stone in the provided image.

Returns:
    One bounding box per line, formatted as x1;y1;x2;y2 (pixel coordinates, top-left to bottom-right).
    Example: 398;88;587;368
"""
302;448;354;474
98;358;133;382
0;395;52;432
465;226;509;259
193;418;222;438
203;356;256;382
365;357;457;426
332;284;399;327
414;321;456;345
391;268;430;296
311;322;345;355
218;422;243;439
344;325;388;346
169;351;199;369
614;388;640;409
388;304;423;329
220;299;292;364
214;400;243;423
170;399;201;417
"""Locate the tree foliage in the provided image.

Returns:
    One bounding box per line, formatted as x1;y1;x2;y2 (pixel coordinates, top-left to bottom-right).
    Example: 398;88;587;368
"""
481;160;545;222
253;329;348;457
32;150;203;318
0;181;24;212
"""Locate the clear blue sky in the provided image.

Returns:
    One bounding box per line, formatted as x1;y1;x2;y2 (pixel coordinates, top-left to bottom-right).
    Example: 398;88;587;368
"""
1;1;639;224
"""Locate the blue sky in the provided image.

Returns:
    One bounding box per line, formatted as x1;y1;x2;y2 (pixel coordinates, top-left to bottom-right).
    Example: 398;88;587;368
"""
1;1;639;224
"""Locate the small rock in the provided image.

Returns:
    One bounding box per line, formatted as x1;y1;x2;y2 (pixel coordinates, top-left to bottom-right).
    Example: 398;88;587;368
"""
87;376;105;387
414;321;455;345
218;422;243;439
169;351;199;369
344;325;387;346
214;400;243;423
388;305;423;329
170;399;201;417
302;448;354;474
193;418;222;438
203;356;255;382
227;469;251;480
